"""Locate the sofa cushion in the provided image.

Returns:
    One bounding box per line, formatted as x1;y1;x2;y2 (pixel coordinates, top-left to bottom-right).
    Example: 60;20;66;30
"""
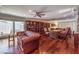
24;31;40;38
25;31;33;36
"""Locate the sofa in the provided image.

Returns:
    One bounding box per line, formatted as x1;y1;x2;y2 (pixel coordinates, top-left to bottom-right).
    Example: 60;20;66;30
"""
16;31;40;54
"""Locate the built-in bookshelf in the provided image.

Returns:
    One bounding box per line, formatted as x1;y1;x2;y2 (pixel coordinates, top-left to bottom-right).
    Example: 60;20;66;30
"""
24;20;50;34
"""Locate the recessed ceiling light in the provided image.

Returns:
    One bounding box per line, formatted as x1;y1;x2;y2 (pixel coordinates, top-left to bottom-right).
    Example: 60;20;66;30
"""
29;10;32;13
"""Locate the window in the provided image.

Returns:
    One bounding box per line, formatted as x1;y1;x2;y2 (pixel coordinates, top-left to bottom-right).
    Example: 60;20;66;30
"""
0;20;24;36
15;21;24;32
0;20;13;35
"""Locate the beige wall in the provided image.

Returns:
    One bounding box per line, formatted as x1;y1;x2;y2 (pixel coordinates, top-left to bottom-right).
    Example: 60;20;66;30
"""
48;18;77;32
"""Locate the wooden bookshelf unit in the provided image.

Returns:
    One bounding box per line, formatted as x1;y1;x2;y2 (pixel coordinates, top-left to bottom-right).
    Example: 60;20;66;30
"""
24;20;50;34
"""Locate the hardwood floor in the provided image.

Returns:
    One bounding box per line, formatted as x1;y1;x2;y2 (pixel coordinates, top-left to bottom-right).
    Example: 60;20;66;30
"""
38;36;75;54
0;38;17;54
0;35;78;54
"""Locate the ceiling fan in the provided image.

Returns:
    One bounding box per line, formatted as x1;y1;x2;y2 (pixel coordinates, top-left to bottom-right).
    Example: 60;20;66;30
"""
28;7;49;18
33;11;45;18
29;10;46;18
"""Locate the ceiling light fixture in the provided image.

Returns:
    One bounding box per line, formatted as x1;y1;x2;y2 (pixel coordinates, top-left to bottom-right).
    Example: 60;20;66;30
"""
59;8;72;13
29;10;32;13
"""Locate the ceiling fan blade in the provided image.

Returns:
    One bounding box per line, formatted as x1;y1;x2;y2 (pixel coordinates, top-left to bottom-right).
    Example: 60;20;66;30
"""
40;14;45;15
33;14;37;17
29;14;35;15
44;10;52;13
38;15;41;18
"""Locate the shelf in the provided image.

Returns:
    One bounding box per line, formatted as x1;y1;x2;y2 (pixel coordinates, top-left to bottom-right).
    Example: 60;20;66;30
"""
24;21;50;34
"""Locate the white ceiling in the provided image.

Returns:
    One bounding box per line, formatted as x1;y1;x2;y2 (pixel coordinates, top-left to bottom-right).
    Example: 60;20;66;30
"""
0;5;79;20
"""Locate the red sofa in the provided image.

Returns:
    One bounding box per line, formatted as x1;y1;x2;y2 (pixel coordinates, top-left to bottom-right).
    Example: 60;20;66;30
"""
17;31;40;54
